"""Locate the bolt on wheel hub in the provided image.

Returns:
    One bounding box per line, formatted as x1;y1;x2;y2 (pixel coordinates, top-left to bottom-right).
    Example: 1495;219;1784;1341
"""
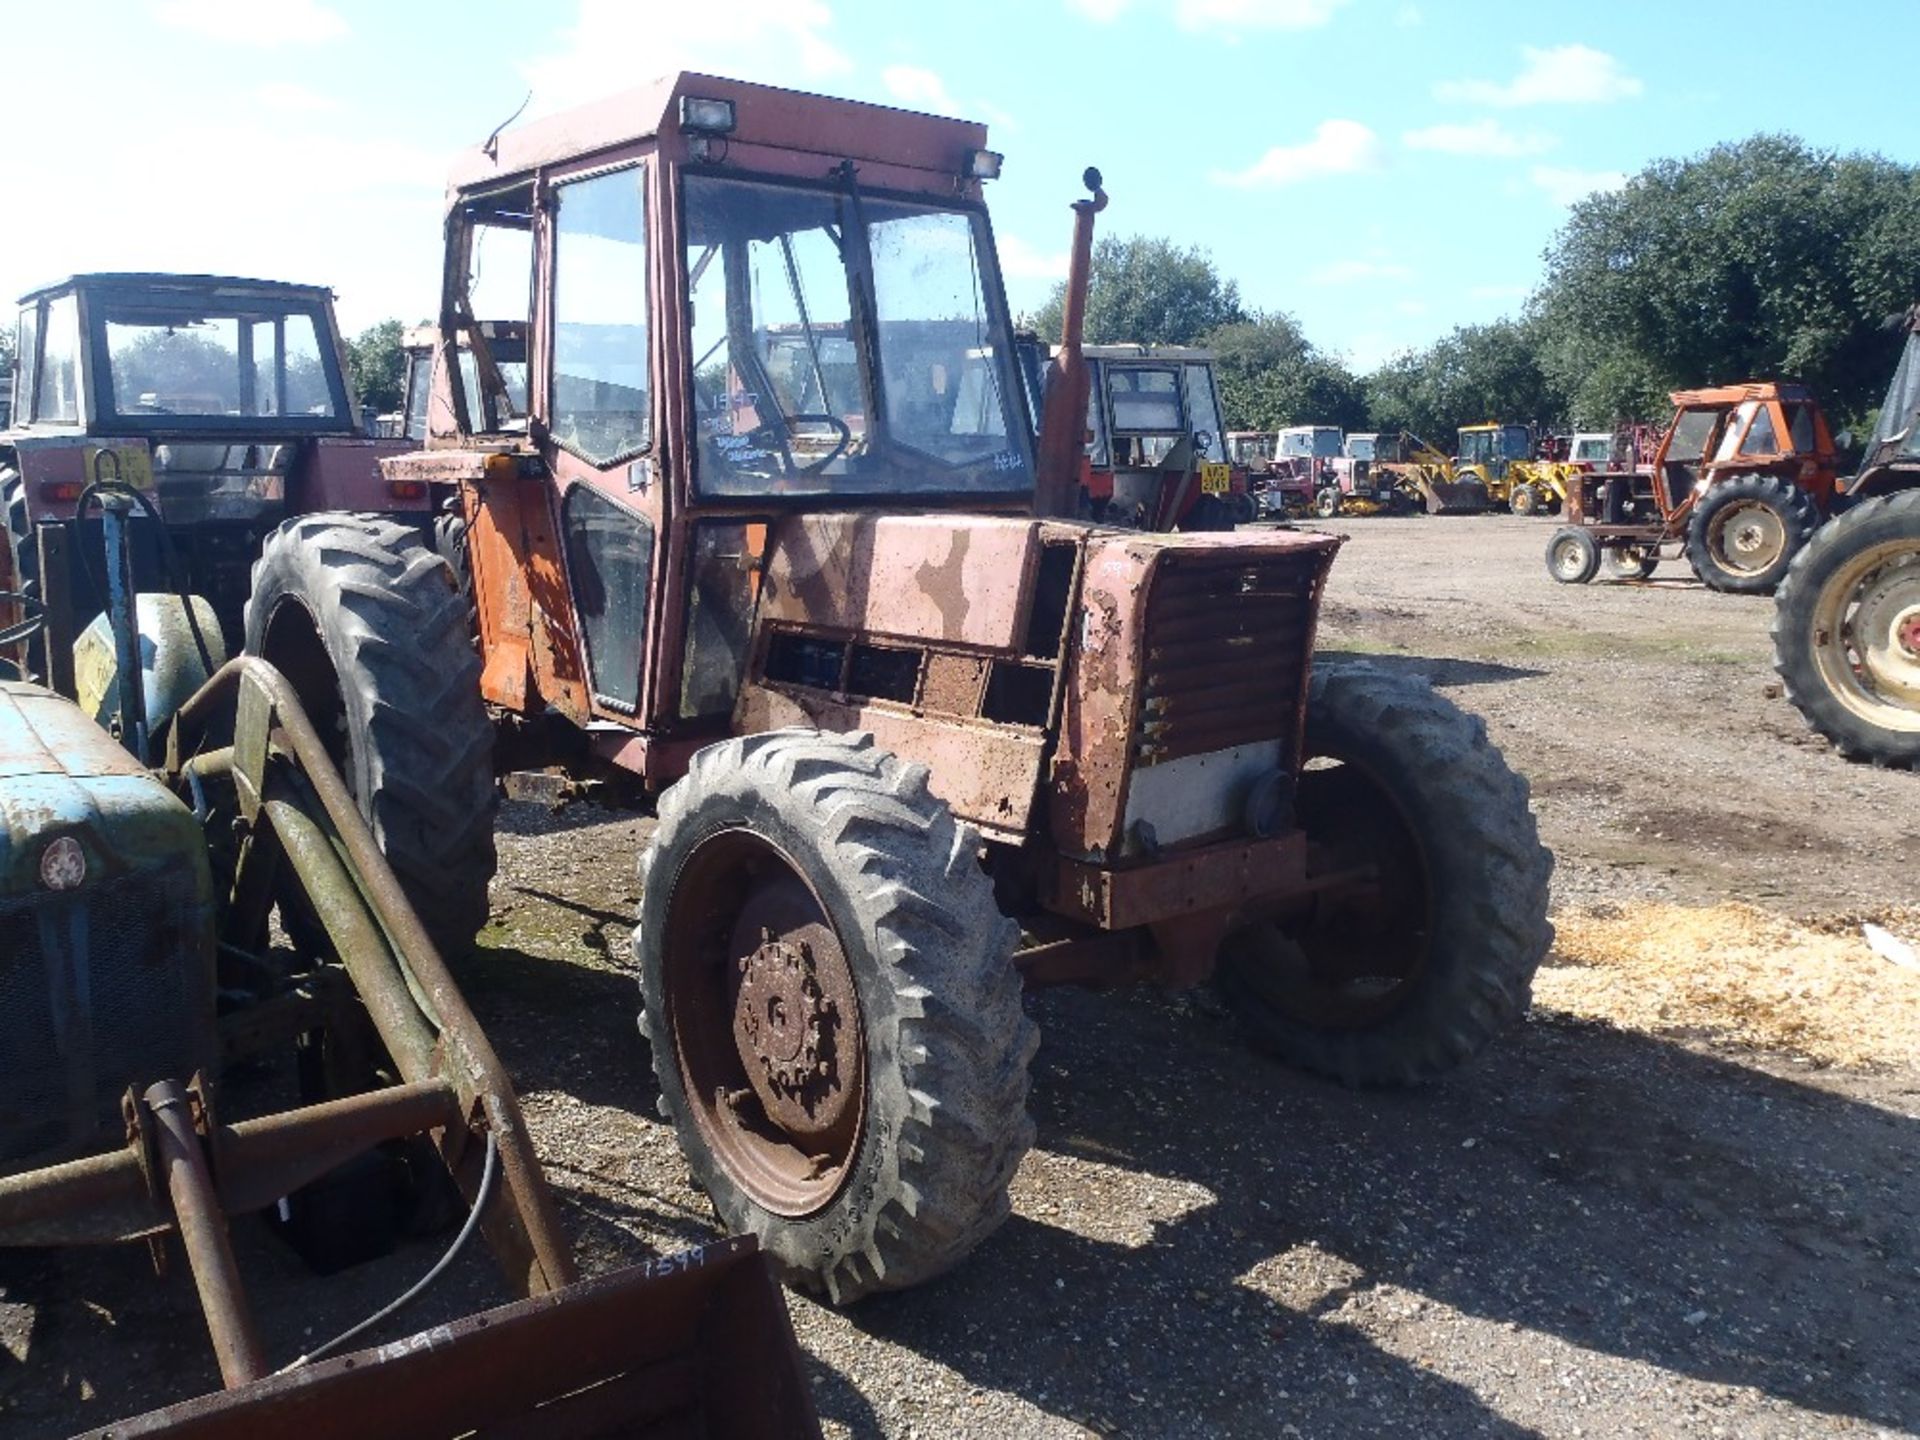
733;931;850;1137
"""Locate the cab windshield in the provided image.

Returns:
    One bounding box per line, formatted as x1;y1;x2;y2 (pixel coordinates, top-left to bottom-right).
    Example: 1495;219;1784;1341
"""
93;293;346;426
1499;425;1532;460
1346;435;1376;462
684;173;1030;498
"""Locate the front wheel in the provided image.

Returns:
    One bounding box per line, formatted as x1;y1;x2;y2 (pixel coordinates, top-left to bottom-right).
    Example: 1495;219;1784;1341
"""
246;514;497;958
1314;487;1342;519
1771;490;1920;767
1545;527;1600;584
1217;663;1552;1085
634;730;1036;1303
1510;482;1539;517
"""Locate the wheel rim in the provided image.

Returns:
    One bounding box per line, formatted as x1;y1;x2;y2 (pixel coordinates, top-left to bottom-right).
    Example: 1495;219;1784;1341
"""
1513;486;1534;515
661;830;867;1217
1257;755;1432;1029
1709;499;1787;575
1807;535;1920;734
1552;537;1588;579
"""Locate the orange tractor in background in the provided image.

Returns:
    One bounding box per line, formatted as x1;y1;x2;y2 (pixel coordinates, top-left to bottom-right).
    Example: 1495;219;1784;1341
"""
1545;381;1844;591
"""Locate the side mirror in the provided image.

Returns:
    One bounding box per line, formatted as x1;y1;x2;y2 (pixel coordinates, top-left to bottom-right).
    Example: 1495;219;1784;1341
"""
1193;429;1214;452
1835;429;1855;451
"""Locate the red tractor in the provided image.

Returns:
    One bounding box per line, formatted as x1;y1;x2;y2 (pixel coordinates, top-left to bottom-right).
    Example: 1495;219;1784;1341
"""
244;74;1552;1304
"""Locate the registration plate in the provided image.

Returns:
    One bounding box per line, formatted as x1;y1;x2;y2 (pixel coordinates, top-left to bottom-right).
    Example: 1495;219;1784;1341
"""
1199;462;1231;495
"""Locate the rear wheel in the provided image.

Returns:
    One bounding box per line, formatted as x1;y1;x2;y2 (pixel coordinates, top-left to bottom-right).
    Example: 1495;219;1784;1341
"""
635;730;1036;1303
246;514;497;958
1545;527;1600;584
1509;482;1539;517
1314;487;1342;519
1218;663;1552;1085
1686;473;1819;595
1604;545;1658;581
1771;490;1920;767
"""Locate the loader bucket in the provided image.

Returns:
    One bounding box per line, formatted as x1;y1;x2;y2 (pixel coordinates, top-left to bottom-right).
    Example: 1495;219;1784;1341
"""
1423;477;1492;515
80;1236;822;1440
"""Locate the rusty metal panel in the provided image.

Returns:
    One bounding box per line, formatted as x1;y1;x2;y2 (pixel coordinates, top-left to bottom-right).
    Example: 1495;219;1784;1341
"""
91;1238;822;1440
1047;528;1341;863
291;437;420;513
758;513;1041;654
737;680;1043;841
1044;832;1308;931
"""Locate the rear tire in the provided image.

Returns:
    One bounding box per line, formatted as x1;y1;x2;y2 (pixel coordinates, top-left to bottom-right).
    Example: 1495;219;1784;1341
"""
1314;487;1342;519
635;730;1036;1303
1771;490;1920;767
245;514;497;958
1218;663;1552;1085
1686;473;1819;595
1545;527;1600;584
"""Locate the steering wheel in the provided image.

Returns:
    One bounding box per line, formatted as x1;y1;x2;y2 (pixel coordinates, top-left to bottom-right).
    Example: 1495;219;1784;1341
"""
742;413;853;477
0;588;46;650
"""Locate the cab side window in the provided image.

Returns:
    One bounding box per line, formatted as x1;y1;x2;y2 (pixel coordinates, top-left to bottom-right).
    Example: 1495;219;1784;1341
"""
551;166;651;465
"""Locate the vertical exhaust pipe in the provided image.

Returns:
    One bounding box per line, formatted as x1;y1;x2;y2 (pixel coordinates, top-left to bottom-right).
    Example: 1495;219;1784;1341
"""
1035;167;1107;519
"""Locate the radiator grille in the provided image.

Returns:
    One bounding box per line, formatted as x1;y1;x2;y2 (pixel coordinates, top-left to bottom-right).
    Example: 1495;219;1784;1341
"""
1135;549;1325;768
0;868;216;1166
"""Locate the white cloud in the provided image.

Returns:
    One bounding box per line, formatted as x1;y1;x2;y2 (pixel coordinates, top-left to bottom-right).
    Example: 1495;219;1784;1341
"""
1312;258;1411;284
523;0;851;113
1530;164;1628;206
1174;0;1349;31
154;0;347;45
997;233;1071;282
1213;119;1383;189
1402;118;1555;158
1066;0;1131;17
882;65;963;118
1436;44;1643;108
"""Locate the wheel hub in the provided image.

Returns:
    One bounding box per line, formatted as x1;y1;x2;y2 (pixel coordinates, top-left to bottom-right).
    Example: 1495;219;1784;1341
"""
1715;501;1785;572
732;930;851;1137
1814;539;1920;727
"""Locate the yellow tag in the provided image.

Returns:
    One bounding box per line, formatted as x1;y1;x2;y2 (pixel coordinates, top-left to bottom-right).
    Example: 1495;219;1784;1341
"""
81;444;154;491
1199;462;1231;494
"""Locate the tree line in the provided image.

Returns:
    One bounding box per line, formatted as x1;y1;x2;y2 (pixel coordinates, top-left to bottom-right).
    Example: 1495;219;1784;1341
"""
1031;135;1920;444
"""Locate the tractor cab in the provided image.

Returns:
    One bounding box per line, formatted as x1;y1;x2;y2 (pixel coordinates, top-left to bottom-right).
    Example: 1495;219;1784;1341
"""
401;322;529;443
1081;344;1240;527
1651;385;1837;517
1849;311;1920;499
1455;422;1532;480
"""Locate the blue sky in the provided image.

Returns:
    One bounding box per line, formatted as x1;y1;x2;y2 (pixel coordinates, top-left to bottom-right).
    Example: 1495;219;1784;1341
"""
8;0;1917;373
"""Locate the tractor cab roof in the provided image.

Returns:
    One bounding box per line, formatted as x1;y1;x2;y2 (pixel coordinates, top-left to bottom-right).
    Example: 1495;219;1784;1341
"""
448;71;990;196
1082;345;1216;363
1668;381;1813;409
15;273;335;307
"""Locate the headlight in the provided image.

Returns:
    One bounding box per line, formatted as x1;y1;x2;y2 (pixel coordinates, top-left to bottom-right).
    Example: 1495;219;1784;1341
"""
678;96;736;134
966;149;1004;181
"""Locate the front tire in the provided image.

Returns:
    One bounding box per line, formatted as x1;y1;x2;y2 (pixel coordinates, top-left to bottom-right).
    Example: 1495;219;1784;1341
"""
1510;482;1539;517
1546;527;1600;584
245;514;497;958
1771;490;1920;767
1218;663;1552;1085
635;730;1036;1303
1686;473;1819;595
1604;545;1658;581
1314;486;1342;519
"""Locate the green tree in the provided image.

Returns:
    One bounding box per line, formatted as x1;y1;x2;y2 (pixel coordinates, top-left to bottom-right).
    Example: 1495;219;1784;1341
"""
1366;318;1564;442
1536;135;1920;430
1030;236;1245;346
1207;312;1368;432
346;318;408;414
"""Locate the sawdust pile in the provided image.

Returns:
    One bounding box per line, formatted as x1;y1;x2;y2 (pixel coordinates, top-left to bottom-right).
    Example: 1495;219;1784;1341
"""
1539;902;1920;1068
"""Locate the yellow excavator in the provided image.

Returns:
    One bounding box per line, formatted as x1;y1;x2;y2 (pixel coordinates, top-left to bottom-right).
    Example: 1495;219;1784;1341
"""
1373;430;1491;514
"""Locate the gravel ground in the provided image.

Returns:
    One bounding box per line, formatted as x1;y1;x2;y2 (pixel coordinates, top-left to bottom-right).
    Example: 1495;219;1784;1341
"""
5;515;1918;1438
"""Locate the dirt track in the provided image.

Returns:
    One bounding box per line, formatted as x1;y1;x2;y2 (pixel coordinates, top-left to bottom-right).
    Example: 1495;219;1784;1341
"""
4;515;1918;1438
